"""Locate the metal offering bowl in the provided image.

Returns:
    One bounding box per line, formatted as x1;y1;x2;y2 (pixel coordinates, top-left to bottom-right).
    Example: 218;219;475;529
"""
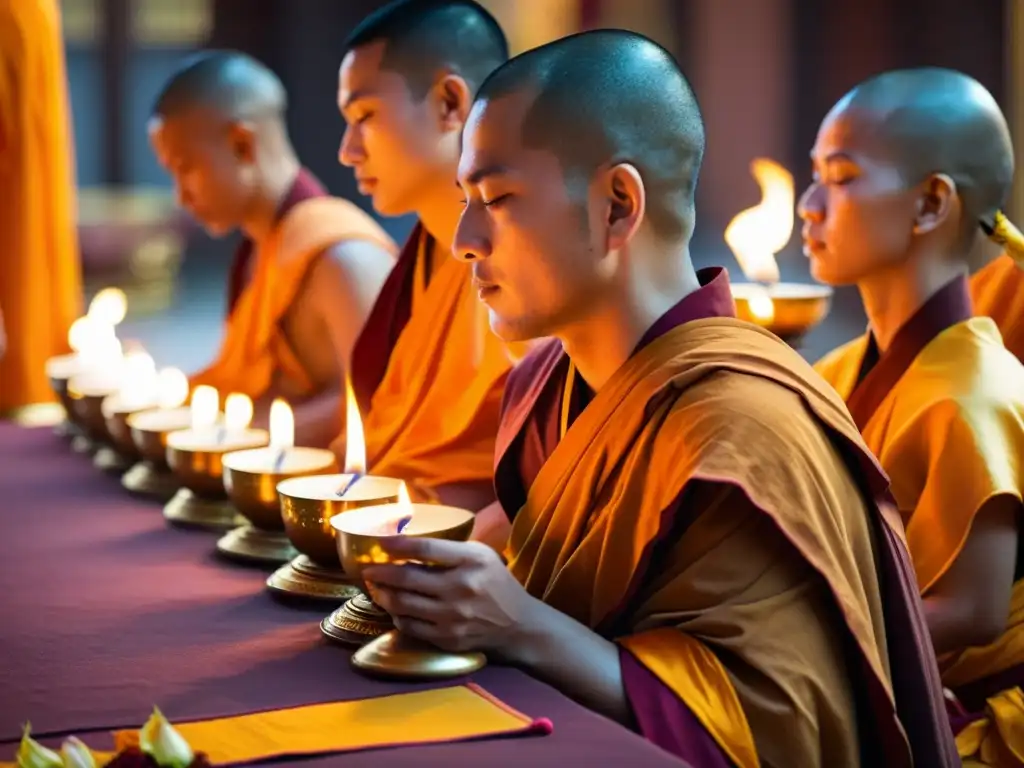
331;503;475;593
127;407;191;468
277;475;401;569
165;430;268;499
223;448;337;531
731;282;833;340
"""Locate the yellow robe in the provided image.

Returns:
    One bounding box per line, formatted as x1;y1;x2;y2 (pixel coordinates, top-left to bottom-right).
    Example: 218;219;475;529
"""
507;319;956;767
816;317;1024;765
347;228;512;505
971;255;1024;364
189;197;393;401
0;0;83;414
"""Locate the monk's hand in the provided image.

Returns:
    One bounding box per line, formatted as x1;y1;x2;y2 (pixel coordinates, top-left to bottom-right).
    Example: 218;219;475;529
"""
362;537;538;659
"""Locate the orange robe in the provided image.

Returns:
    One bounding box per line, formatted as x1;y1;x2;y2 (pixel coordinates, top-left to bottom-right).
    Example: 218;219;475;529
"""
0;0;83;414
815;275;1024;766
970;254;1024;362
189;172;394;401
497;273;956;766
342;224;512;507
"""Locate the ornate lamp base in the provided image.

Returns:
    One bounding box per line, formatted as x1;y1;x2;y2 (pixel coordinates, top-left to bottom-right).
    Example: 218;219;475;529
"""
122;461;180;502
351;630;487;680
320;593;395;645
93;445;133;475
266;555;361;602
163;488;244;530
71;434;98;455
216;525;297;565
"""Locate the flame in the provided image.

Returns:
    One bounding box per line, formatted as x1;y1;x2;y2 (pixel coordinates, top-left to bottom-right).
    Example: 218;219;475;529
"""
224;393;253;432
724;158;794;284
269;398;294;450
156;368;189;409
190;385;219;431
396;481;413;516
343;375;366;474
80;333;124;370
119;351;157;409
87;288;128;327
746;288;776;323
68;316;116;354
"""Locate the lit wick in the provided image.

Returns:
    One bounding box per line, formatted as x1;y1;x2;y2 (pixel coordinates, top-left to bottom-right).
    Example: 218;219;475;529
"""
272;449;287;472
396;516;412;534
335;472;362;498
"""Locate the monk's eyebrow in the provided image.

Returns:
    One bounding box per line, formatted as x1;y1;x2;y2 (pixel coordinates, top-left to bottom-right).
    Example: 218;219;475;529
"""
464;163;510;186
339;89;376;111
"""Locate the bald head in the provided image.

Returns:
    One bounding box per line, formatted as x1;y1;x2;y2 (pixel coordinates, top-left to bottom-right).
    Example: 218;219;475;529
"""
834;67;1014;225
474;30;705;242
152;51;287;123
343;0;507;100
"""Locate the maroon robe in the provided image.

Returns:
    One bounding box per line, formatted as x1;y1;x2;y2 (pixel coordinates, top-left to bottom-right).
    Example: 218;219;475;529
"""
494;268;958;766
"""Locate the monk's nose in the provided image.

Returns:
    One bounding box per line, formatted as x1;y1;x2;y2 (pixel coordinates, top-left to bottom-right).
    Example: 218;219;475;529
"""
338;126;363;167
453;206;491;263
797;183;825;222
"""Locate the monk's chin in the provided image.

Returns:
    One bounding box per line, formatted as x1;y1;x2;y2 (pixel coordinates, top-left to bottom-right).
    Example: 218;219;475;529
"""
490;316;544;345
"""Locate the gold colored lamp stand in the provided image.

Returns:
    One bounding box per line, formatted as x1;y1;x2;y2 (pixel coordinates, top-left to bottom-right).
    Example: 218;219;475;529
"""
164;488;244;531
122;461;180;501
266;555;361;602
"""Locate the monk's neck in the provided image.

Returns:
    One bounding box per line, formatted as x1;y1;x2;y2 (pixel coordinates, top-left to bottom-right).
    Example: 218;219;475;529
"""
562;267;700;392
858;258;966;352
415;177;464;250
240;157;302;243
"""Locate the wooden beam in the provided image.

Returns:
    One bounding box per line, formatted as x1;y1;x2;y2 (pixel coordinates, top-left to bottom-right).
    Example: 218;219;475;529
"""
100;0;130;185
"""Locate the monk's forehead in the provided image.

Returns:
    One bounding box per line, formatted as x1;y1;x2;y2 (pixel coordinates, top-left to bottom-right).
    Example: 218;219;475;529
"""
815;103;909;162
463;91;539;167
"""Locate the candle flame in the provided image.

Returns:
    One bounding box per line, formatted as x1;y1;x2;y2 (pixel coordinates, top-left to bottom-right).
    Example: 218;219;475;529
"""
119;351;157;409
344;375;366;474
269;398;294;450
87;288;128;327
397;481;412;515
156;368;189;409
190;385;219;431
724;158;794;284
747;288;777;323
224;393;254;432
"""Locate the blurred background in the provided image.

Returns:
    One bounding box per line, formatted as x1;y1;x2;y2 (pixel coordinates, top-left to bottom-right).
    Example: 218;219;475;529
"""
66;0;1022;367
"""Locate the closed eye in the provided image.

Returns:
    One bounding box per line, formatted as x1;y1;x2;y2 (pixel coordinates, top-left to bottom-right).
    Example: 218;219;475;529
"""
482;193;510;208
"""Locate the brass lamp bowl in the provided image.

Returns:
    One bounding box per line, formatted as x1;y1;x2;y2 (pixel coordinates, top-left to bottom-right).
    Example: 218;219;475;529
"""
127;407;191;468
102;395;157;461
223;448;338;531
332;504;475;593
67;373;121;448
277;475;401;568
45;353;80;431
165;430;269;499
731;282;833;341
329;503;485;679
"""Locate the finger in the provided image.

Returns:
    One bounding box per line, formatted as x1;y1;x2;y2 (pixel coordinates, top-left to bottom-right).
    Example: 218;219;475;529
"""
377;536;478;567
392;615;466;653
362;562;451;597
372;585;449;623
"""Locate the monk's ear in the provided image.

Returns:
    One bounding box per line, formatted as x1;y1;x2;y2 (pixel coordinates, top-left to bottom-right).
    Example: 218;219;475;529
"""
433;74;473;131
601;163;646;251
913;173;957;236
227;121;257;165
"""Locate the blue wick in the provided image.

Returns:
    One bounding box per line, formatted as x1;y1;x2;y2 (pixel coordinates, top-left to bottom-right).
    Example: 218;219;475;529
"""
395;515;412;534
271;449;287;472
335;472;362;498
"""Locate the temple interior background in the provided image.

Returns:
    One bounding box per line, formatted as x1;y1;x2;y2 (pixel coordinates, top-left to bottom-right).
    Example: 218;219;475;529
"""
66;0;1022;367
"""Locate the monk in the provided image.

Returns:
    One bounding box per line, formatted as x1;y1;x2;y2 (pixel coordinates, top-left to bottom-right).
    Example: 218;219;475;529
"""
149;52;396;447
0;0;83;414
358;31;957;767
806;68;1024;766
334;0;515;508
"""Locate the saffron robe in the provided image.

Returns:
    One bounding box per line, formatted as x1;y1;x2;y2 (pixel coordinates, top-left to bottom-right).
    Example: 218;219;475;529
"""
342;224;512;507
189;170;394;401
815;275;1024;766
496;271;956;767
971;254;1024;363
0;0;83;413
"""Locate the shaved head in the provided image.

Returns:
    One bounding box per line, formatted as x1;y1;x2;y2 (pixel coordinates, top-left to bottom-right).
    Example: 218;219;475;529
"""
834;67;1014;226
152;51;287;123
343;0;507;100
474;29;705;242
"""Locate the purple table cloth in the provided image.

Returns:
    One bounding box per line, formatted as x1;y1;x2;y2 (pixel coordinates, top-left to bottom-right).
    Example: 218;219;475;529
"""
0;424;685;767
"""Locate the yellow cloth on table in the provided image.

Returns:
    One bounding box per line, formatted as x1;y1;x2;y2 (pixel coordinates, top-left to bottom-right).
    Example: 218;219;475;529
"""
110;685;542;764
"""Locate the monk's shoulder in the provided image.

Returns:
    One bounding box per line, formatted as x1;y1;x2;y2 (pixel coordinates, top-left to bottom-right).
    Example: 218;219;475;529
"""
664;369;850;473
276;197;395;266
